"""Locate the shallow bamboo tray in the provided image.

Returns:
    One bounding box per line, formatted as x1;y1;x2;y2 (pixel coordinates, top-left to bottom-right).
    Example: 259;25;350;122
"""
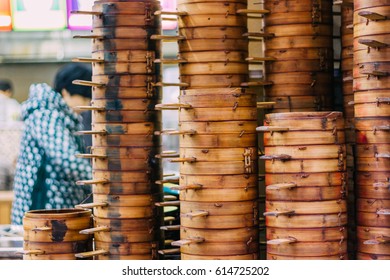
179;133;257;148
94;241;157;255
266;24;333;37
265;172;346;187
178;39;248;52
179;147;256;161
180;161;256;175
92;170;154;183
92;62;154;75
91;27;157;39
265;159;346;173
265;36;333;50
93;205;156;219
179;174;257;189
267;227;347;242
180;227;258;242
179;121;257;134
265;200;347;215
179;107;257;122
92;86;159;100
178;14;246;28
179;27;247;40
92;134;156;147
266;185;346;202
92;74;157;87
267;241;347;257
93;230;156;243
179;187;258;202
178;241;258;255
181;200;258;216
91;50;157;63
180;74;247;88
266;213;348;228
91;38;158;52
92;110;159;124
179;62;248;75
264;144;345;159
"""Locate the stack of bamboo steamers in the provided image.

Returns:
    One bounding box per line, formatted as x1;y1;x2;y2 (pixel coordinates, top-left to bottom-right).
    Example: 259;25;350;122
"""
353;0;390;260
263;0;334;112
157;0;260;260
73;0;162;260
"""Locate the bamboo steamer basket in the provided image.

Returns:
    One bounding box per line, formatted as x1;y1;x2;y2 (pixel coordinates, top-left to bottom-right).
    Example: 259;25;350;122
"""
265;84;330;97
92;15;159;28
179;147;256;161
266;213;348;228
92;86;159;100
353;35;390;52
92;2;160;14
354;48;390;64
179;121;257;134
178;39;248;52
265;12;332;25
179;50;247;62
267;253;347;260
179;107;257;121
92;134;157;147
266;24;333;37
265;200;347;215
92;182;159;195
90;194;159;207
263;131;344;146
24;229;90;243
179;62;248;75
354;90;390;104
180;214;258;229
266;107;334;113
92;74;157;87
93;230;157;243
91;50;157;63
181;200;258;216
180;87;255;96
264;0;332;13
180;74;248;88
179;174;257;189
356;171;389;187
95;254;154;260
266;72;333;84
357;198;390;213
353;62;390;78
265;48;333;61
23;254;79;260
179;133;257;148
92;158;151;171
92;38;158;52
357;252;390;260
92;62;154;75
265;60;332;73
265;159;346;173
179;187;258;202
177;2;246;15
94;241;157;255
353;77;390;92
356;157;389;172
355;144;390;158
93;205;157;219
354;103;390;118
23;240;91;255
357;212;390;227
265;36;333;50
356;130;389;144
92;170;153;183
90;99;158;111
267;241;347;257
267;227;347;242
92;217;156;231
357;226;390;241
180;227;258;243
264;144;345;159
91;27;157;39
353;6;390;24
89;123;156;136
265;172;346;187
181;253;258;260
179;161;257;175
266;185;346;202
179;27;247;40
354;21;390;38
177;241;258;256
354;0;389;10
354;117;390;130
92;110;159;124
90;146;159;158
266;96;333;110
178;14;246;28
357;241;390;256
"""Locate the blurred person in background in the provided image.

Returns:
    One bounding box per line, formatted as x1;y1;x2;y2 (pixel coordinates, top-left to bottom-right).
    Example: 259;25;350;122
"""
0;79;21;122
11;63;93;225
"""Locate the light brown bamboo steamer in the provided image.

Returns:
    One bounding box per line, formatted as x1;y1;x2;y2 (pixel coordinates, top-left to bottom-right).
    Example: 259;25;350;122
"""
180;87;254;96
181;253;258;260
355;143;390;158
91;99;158;111
267;253;347;260
264;131;344;146
265;84;330;97
179;94;256;108
354;22;389;39
93;205;156;219
91;38;158;52
356;130;388;144
357;212;390;227
92;2;160;14
264;144;345;159
23;240;91;254
265;60;332;73
177;2;246;14
92;62;155;75
92;182;159;195
178;14;246;28
180;74;247;88
267;107;334;113
91;27;156;39
179;121;257;134
354;49;390;64
180;227;258;243
267;241;347;257
90;123;156;136
179;187;258;202
90;146;159;159
93;170;153;183
354;0;389;10
356;171;389;186
23;230;90;243
356;226;390;240
92;158;150;171
266;72;333;84
91;194;159;207
92;110;159;124
267;227;347;242
181;200;258;216
180;107;256;121
265;24;333;37
266;48;333;61
179;27;247;40
264;0;332;13
266;95;333;109
92;134;156;147
354;62;390;77
179;50;247;63
92;86;159;100
23;254;79;260
357;241;390;256
356;157;389;172
96;254;154;260
354;117;390;131
94;241;157;255
93;217;156;231
93;230;156;243
266;185;345;202
266;213;348;228
178;38;248;52
353;6;390;24
179;133;257;148
180;214;258;229
179;147;256;161
92;74;157;87
265;200;347;215
354;103;390;118
179;62;248;75
265;11;332;25
356;184;390;200
357;252;390;260
180;174;257;189
178;241;258;255
353;35;389;52
265;159;346;173
92;15;159;28
354;90;390;104
265;36;333;50
179;161;256;175
265;172;346;187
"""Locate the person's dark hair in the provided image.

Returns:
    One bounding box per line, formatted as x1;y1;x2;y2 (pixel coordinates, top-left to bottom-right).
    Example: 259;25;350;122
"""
53;63;92;99
0;79;13;92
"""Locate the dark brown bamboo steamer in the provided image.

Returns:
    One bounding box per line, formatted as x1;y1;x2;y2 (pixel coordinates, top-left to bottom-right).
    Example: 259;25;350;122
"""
266;200;347;215
178;38;248;52
90;122;155;135
179;147;256;161
267;227;347;242
266;72;333;85
341;57;353;71
266;48;333;61
357;241;390;255
180;227;258;243
265;84;330;97
179;107;257;122
92;134;156;147
342;33;354;47
178;14;246;28
354;0;389;10
267;253;346;260
179;187;258;202
265;159;346;173
357;198;390;213
93;205;156;219
180;214;258;229
180;133;257;148
93;216;156;231
92;110;159;124
181;200;258;216
266;59;332;73
266;185;345;201
265;172;346;187
267;241;347;257
180;74;247;88
266;213;348;228
179;50;247;63
178;241;258;255
179;27;247;40
92;15;158;28
179;121;257;134
93;170;152;183
264;144;345;159
356;157;389;172
92;194;158;207
23;254;79;260
354;49;390;64
181;253;258;260
357;212;390;227
94;241;157;255
265;36;333;50
92;2;160;14
23;240;91;254
179;94;256;108
265;24;333;37
266;95;333;109
179;62;248;75
92;62;154;75
355;144;390;158
93;74;157;87
92;182;159;195
356;171;389;186
342;47;353;60
93;86;159;100
357;226;390;240
91;27;156;39
357;252;390;260
180;174;257;189
264;131;344;146
96;254;154;260
264;111;344;128
92;38;158;52
93;230;156;243
264;0;332;13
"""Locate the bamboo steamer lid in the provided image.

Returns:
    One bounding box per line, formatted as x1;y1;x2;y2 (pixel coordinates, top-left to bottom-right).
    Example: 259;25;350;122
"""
181;253;258;260
265;213;348;228
267;241;347;257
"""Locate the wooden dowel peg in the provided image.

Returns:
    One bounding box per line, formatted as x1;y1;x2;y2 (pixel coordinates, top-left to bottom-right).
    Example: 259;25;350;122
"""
72;80;105;88
155;201;180;207
181;210;209;218
79;226;111;235
243;32;275;38
155;103;193;110
267;237;297;245
256;126;290;132
263;210;295;217
358;39;388;49
377;97;390;103
76;153;107;159
17;250;44;256
160;225;181;231
74;106;105;111
164;216;176;223
150;35;186;41
155;151;180;159
73;35;104;39
154;10;188;16
361;70;388;77
170;157;197;163
260;154;292;161
152;82;189;87
171;237;205;247
373;182;390;188
257;101;276;108
161;17;178;21
358;11;387;21
72;57;105;63
163;195;178;201
75;130;107;136
376;153;390;158
71;10;101;16
75;202;109;209
363;236;390;245
154;129;196;136
158;248;180;255
241;81;273;87
266;183;297;190
343;76;353;82
154;58;187;64
31;227;51;232
346;24;353;30
156;179;180;185
170;184;203;191
236;9;270;15
246;57;276;62
76;178;109;185
75;250;108;259
163;173;176;177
